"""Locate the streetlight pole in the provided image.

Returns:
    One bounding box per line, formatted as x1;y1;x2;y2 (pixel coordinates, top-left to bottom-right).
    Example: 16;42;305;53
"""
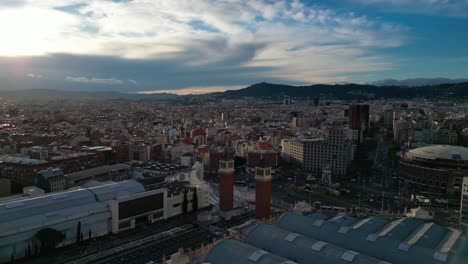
358;193;361;209
381;191;385;214
398;180;401;200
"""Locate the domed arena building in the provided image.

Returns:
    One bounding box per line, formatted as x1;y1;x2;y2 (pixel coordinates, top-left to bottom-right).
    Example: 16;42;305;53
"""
399;145;468;200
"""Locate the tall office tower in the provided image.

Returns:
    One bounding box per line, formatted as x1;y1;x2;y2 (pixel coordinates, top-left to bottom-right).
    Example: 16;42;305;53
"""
218;157;234;213
349;104;370;139
349;104;362;130
314;97;319;107
255;164;272;220
360;104;370;136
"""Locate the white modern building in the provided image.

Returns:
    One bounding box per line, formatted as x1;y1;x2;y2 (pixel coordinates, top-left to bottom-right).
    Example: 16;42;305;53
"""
280;139;291;162
287;131;353;177
461;177;468;228
0;169;210;263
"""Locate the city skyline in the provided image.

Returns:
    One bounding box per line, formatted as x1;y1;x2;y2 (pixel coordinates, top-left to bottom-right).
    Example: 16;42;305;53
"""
0;0;467;94
0;1;467;263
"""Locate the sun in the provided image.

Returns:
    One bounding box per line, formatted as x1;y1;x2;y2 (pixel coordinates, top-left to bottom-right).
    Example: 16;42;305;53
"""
0;7;78;56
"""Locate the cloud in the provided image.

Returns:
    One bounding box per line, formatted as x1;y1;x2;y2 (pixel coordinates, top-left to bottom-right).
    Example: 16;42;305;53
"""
0;53;281;91
27;73;42;78
348;0;468;17
128;79;138;85
66;76;124;85
0;0;410;89
138;85;245;95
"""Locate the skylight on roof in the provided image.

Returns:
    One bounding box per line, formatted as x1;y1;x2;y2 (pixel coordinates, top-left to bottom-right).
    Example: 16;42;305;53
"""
311;241;328;251
341;251;359;262
45;212;58;217
52;193;69;200
284;233;301;242
5;201;25;209
248;250;269;262
452;152;461;160
108;183;124;189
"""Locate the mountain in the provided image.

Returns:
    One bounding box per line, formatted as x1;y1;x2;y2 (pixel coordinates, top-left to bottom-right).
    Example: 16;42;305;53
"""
0;89;179;101
206;82;468;100
2;81;467;101
371;78;468;87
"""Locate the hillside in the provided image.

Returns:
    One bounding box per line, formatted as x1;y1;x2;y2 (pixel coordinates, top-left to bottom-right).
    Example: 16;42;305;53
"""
209;82;468;100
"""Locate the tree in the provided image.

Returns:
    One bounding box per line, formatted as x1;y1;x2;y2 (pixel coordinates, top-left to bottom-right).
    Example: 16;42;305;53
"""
182;190;188;215
388;142;400;160
34;228;65;255
88;229;92;241
27;244;31;257
33;241;38;256
192;188;198;212
234;155;246;167
76;221;81;245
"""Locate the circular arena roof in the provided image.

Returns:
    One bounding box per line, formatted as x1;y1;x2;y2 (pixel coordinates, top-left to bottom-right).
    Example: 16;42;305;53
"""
405;145;468;161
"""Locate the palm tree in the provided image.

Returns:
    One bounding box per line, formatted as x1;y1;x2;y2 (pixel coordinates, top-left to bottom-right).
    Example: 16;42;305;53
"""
192;188;198;212
182;190;188;215
76;221;81;245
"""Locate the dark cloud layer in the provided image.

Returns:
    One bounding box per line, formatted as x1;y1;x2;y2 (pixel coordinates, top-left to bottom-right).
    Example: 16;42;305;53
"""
0;52;295;92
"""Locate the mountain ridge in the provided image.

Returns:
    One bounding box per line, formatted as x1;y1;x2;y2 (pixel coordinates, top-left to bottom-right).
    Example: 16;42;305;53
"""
1;81;467;101
370;78;468;87
205;81;468;100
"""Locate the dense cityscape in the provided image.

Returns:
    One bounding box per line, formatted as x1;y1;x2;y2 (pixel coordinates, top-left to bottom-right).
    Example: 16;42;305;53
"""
1;0;468;263
0;94;467;263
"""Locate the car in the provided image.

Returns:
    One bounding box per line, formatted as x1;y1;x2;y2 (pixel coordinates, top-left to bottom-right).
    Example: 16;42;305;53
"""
306;176;317;181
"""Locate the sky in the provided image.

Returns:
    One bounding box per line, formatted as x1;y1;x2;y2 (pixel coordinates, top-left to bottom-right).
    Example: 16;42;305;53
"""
0;0;467;94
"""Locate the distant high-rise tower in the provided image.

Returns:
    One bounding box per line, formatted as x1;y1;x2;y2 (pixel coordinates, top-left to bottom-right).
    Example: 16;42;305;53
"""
219;157;234;213
360;105;370;136
255;164;272;220
349;105;361;130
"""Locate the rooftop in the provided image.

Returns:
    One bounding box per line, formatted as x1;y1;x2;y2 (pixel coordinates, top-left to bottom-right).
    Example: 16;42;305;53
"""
38;168;64;179
405;145;468;161
65;164;130;182
218;211;468;264
204;239;293;264
0;180;145;236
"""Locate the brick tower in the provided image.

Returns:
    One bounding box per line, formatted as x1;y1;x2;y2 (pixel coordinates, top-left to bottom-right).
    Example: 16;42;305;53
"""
218;157;234;213
255;164;272;220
